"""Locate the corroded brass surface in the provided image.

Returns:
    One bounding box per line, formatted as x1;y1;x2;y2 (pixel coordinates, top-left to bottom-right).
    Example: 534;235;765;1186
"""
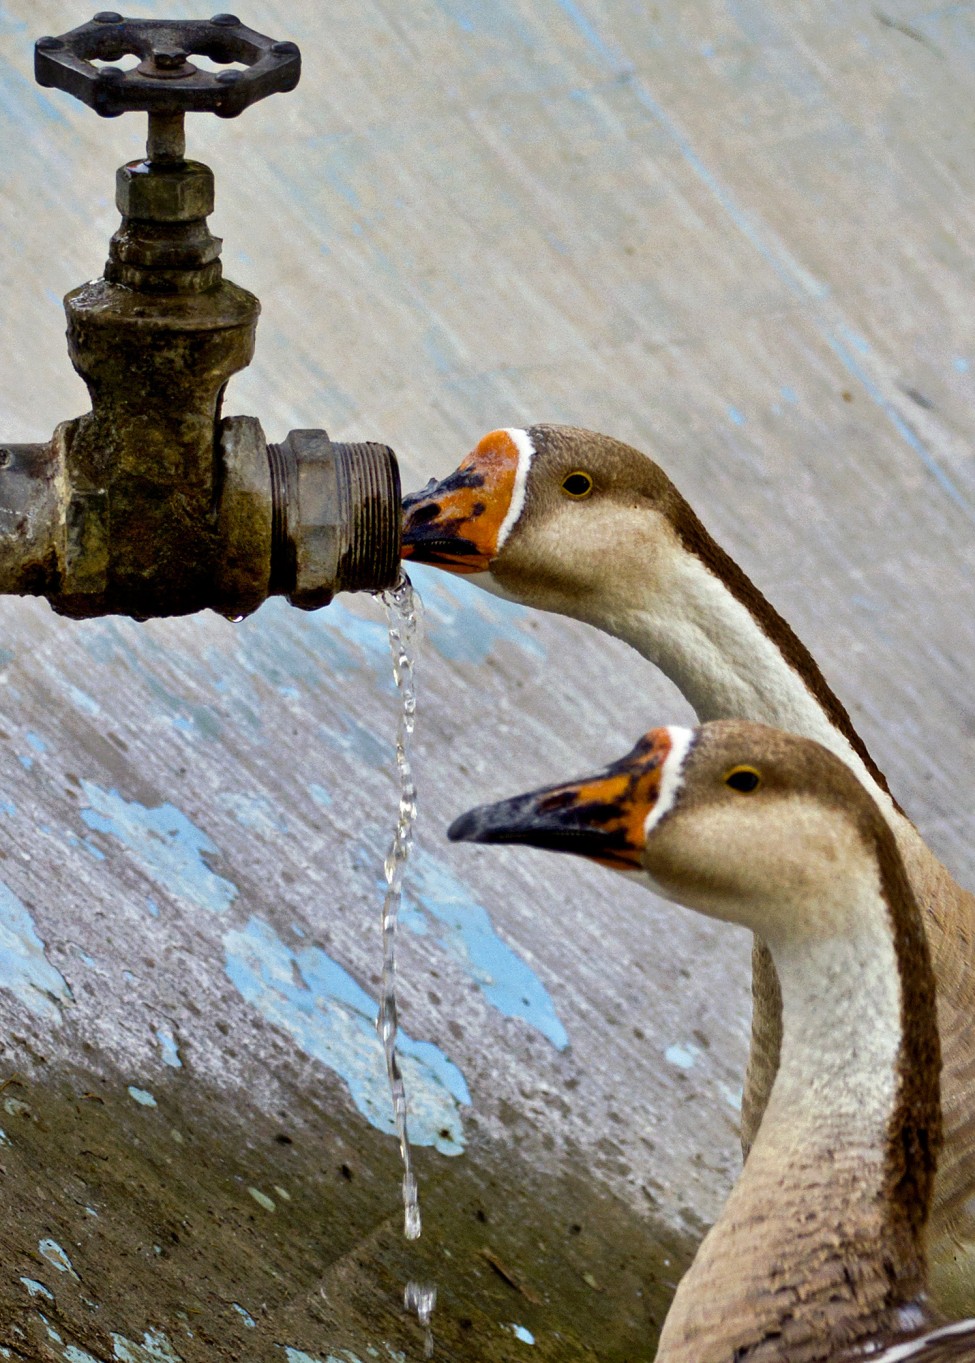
57;272;260;618
0;14;400;620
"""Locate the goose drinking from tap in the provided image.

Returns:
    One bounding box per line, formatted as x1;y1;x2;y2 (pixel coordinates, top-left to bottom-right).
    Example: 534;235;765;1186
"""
449;721;975;1362
401;425;975;1315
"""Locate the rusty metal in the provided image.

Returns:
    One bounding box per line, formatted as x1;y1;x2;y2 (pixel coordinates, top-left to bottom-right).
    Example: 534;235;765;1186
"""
33;15;300;120
0;15;401;621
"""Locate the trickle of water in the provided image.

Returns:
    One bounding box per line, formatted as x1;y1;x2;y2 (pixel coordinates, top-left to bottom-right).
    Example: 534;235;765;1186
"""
378;570;422;1240
404;1280;437;1359
378;571;437;1352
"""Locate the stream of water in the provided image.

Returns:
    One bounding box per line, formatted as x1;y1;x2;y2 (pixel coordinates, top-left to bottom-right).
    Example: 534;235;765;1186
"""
378;571;437;1356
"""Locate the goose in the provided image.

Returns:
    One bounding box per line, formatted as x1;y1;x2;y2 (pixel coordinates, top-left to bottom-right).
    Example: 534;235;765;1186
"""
401;424;975;1315
448;720;974;1361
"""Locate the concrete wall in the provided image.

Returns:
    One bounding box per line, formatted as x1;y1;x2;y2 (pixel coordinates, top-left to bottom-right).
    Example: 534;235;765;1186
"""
0;2;972;1360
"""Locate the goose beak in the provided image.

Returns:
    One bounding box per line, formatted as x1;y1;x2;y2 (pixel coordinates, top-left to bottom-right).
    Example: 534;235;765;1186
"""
401;429;523;573
448;729;675;872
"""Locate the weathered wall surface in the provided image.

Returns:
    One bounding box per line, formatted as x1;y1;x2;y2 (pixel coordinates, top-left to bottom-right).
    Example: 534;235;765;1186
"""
0;2;973;1360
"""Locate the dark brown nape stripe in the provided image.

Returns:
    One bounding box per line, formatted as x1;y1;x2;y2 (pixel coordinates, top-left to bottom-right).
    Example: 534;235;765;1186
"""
669;495;901;810
871;809;941;1262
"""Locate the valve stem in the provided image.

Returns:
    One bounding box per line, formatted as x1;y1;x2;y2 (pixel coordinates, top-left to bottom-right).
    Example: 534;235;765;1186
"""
147;112;186;165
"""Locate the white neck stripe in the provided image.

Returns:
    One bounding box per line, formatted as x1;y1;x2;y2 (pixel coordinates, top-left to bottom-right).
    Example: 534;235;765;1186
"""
643;727;695;839
497;428;534;551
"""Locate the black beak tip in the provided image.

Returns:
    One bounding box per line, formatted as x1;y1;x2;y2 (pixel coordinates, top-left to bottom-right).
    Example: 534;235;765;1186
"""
447;808;487;843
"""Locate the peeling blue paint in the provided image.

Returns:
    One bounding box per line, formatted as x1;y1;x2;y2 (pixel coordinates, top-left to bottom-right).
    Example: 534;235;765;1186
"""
38;1239;74;1275
720;1081;744;1110
835;323;871;356
111;1331;183;1363
25;731;46;753
552;0;973;518
66;684;101;717
232;1304;256;1328
727;405;746;426
155;1028;182;1069
224;916;469;1153
63;1348;100;1363
0;799;14;816
40;1316;64;1345
220;790;290;836
80;783;237;915
308;782;333;808
512;1324;535;1344
387;842;569;1051
665;1042;700;1070
0;882;72;1019
410;564;545;664
128;1086;157;1108
20;1277;53;1300
325;710;389;770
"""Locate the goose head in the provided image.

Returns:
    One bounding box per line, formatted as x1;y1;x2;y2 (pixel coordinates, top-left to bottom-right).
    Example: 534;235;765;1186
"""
450;721;943;1362
401;424;692;622
449;719;909;948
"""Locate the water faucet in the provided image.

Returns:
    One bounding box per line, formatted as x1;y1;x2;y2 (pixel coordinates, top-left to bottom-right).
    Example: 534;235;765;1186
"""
1;14;401;621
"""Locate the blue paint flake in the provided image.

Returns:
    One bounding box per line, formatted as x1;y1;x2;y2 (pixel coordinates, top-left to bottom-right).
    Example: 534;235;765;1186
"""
67;685;101;717
0;799;14;817
779;385;799;404
111;1331;183;1363
127;1086;157;1108
19;1277;53;1300
0;882;72;1019
395;844;569;1051
156;1027;182;1069
224;916;469;1153
727;405;746;426
25;731;47;753
954;356;970;373
64;1349;101;1363
37;1239;74;1275
308;782;333;808
512;1324;535;1344
220;790;290;836
146;897;160;919
80;782;237;915
665;1042;700;1070
17;754;33;771
232;1304;256;1328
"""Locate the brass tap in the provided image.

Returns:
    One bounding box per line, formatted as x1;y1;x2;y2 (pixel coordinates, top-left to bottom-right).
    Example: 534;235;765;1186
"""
0;15;400;621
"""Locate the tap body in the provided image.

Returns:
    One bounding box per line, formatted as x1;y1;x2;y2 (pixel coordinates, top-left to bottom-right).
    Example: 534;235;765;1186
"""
0;17;401;621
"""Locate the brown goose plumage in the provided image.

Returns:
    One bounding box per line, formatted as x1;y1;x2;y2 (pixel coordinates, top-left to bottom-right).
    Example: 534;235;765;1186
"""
403;424;975;1315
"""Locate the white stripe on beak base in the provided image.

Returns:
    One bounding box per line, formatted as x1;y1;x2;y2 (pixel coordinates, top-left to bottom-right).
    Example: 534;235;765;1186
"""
496;427;535;551
643;726;695;839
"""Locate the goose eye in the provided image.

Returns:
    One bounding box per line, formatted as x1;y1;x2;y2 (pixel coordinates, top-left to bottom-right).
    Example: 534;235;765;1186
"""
724;765;762;793
561;470;593;499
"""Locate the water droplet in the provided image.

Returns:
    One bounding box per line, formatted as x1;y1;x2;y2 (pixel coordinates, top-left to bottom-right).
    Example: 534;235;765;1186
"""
405;1280;437;1357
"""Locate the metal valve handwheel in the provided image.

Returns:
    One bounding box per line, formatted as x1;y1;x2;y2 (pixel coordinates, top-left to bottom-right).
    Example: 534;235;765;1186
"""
34;13;300;120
